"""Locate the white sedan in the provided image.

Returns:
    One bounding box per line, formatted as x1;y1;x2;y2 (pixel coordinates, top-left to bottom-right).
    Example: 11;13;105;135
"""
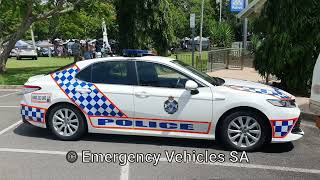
16;47;38;60
20;55;303;151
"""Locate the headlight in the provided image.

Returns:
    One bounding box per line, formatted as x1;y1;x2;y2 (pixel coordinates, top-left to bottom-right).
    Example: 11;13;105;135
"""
267;99;295;108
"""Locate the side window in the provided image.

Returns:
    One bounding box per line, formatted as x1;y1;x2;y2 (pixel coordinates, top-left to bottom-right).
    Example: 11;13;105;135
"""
76;65;92;82
136;61;191;88
76;61;137;85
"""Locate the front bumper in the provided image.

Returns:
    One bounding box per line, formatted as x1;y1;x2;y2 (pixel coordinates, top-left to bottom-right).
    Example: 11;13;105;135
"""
271;117;304;143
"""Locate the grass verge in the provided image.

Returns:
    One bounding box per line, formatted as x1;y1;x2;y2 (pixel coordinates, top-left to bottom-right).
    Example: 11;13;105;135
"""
0;57;73;85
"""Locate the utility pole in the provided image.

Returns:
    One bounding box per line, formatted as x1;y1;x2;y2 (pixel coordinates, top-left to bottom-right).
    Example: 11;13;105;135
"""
219;0;222;22
190;14;196;67
243;0;248;50
30;25;36;50
199;0;204;61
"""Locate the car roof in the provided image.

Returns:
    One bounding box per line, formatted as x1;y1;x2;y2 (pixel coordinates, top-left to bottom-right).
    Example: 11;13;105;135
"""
76;56;176;69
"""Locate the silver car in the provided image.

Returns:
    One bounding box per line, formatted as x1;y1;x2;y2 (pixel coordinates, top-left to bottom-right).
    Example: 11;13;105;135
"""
16;47;38;60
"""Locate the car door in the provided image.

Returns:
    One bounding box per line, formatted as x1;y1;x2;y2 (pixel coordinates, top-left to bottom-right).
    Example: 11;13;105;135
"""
133;61;213;136
76;60;137;129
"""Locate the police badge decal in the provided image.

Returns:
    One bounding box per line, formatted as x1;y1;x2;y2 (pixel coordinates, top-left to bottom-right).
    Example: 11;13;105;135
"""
164;96;178;114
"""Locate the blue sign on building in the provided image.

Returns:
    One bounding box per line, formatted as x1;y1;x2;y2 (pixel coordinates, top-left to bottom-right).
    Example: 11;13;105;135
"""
230;0;245;12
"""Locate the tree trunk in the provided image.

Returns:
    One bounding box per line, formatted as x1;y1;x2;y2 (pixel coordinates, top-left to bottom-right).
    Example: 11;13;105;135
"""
0;17;34;74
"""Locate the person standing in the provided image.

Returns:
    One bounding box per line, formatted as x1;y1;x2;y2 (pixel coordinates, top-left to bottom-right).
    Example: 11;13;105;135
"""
71;40;81;62
83;42;92;60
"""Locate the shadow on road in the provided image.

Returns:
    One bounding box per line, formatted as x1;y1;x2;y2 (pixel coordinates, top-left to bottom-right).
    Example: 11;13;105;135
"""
13;123;294;153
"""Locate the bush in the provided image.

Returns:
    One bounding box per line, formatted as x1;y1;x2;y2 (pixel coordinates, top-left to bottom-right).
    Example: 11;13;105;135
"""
210;22;234;48
253;0;320;96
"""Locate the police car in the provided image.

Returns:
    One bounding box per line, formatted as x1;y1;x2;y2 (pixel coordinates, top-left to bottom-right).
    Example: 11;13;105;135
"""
20;50;303;151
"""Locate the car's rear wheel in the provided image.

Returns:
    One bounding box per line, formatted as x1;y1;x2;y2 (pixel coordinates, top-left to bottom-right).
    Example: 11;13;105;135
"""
47;104;87;140
220;111;268;151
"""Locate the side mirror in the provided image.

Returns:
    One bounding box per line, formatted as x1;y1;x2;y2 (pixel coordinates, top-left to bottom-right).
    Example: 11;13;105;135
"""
185;80;198;91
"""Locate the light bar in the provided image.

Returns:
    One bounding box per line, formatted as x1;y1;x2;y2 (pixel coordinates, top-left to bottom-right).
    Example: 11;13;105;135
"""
123;49;153;57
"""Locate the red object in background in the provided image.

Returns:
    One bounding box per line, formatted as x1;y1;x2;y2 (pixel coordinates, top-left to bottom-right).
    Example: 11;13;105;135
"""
316;116;320;128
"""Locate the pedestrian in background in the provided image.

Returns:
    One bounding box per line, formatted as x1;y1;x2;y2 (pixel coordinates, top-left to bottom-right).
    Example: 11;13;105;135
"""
71;40;81;62
83;42;92;60
101;42;106;57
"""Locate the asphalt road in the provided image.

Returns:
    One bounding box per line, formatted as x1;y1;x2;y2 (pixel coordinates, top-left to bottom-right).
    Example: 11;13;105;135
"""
0;90;319;180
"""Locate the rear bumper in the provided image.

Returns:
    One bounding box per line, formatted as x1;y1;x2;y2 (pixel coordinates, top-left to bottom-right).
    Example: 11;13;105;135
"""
20;103;47;128
18;55;37;58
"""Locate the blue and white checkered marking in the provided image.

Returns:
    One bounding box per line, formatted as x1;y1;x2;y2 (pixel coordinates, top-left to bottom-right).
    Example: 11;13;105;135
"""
21;105;45;123
226;85;290;99
273;120;294;138
51;66;125;117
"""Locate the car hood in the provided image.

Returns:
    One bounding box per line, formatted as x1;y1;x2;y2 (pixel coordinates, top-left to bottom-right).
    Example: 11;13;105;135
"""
223;78;294;99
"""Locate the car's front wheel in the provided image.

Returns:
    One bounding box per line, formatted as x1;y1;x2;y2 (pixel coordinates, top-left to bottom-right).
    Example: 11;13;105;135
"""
220;111;269;151
47;104;87;140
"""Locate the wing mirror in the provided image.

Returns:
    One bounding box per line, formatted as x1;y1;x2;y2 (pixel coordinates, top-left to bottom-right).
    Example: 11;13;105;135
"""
185;80;199;95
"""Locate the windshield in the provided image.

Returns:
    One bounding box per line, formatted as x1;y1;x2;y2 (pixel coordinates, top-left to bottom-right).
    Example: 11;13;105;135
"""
172;60;225;86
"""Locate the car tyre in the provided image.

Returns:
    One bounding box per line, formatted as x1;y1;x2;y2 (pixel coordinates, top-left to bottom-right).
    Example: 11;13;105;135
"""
47;104;87;140
220;110;269;151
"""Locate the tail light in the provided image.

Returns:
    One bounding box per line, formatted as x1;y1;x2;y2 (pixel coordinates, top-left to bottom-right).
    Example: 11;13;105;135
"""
22;85;41;94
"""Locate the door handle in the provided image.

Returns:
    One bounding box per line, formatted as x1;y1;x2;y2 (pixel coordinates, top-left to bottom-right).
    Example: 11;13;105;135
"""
75;87;91;94
135;91;149;98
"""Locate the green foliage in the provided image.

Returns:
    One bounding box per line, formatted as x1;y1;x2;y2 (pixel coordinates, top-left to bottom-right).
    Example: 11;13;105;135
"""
171;0;218;38
253;0;320;95
1;0;236;55
0;0;78;42
0;0;32;42
210;22;234;47
250;34;261;53
115;0;174;56
32;0;117;40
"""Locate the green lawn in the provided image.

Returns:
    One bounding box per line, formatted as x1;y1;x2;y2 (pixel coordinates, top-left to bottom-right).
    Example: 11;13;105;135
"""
0;57;73;85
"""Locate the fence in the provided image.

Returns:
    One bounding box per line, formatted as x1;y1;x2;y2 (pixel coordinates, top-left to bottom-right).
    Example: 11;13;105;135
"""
174;53;208;71
173;48;253;72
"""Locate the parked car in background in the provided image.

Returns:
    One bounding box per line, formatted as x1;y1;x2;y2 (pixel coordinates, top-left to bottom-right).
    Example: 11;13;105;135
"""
38;47;54;57
16;47;38;60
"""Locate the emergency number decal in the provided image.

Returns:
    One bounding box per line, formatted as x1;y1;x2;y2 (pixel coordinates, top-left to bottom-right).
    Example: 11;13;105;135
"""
31;93;51;103
89;117;211;134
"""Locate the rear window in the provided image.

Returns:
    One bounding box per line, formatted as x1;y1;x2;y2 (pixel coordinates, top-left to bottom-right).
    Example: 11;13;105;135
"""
76;61;137;85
